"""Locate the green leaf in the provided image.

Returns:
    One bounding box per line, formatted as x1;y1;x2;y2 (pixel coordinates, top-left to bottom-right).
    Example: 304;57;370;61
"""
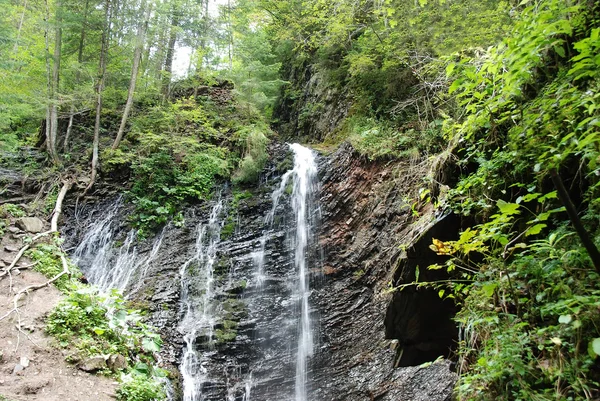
93;327;105;336
558;314;572;324
526;224;546;236
142;337;161;353
590;338;600;358
497;200;520;215
482;283;497;298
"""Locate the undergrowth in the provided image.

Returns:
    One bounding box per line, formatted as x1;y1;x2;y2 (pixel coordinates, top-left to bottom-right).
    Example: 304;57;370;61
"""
101;86;271;237
411;1;600;399
24;234;167;400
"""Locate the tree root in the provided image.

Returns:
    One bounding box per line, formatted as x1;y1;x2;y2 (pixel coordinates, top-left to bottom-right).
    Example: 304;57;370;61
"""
0;179;73;352
0;253;70;323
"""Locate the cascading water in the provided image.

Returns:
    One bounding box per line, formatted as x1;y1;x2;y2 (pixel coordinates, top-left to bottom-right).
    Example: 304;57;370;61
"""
247;143;320;400
179;200;224;401
252;169;292;286
72;198;165;294
70;144;321;401
289;144;319;401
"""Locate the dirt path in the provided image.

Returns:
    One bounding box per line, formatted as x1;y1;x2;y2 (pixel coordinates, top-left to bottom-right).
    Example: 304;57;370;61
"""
0;224;117;401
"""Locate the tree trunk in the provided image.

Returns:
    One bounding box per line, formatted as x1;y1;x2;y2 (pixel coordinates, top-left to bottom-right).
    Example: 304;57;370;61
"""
112;0;150;149
49;0;63;165
12;0;28;60
551;169;600;273
63;107;74;152
86;0;110;194
161;9;179;98
77;0;89;67
43;0;59;164
227;0;233;70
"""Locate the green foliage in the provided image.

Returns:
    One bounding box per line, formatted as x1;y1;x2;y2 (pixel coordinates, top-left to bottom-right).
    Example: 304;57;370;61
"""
232;126;270;185
47;285;166;400
47;286;162;359
345;115;444;160
26;242;76;291
0;203;26;218
116;373;166;401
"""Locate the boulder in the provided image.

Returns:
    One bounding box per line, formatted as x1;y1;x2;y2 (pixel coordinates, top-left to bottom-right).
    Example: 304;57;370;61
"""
15;217;45;233
4;244;19;252
107;354;127;371
77;355;107;372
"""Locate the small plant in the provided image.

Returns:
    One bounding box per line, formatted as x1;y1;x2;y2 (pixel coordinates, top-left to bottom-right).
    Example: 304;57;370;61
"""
26;242;77;290
232;127;270;185
116;372;166;401
0;203;26;218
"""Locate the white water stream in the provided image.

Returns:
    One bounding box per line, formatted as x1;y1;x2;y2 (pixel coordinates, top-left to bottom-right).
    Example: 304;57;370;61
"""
289;144;318;401
72;199;166;294
179;200;224;401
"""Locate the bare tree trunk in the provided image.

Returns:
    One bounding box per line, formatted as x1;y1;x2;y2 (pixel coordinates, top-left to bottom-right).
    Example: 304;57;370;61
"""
227;0;233;70
86;0;110;194
43;0;59;164
12;0;28;60
49;0;63;165
63;107;74;152
112;0;151;149
77;0;89;68
161;9;179;98
50;180;72;232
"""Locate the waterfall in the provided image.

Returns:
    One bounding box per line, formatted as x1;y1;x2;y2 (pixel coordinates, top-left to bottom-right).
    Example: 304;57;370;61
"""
179;200;224;401
289;144;319;401
252;169;292;286
72;198;165;294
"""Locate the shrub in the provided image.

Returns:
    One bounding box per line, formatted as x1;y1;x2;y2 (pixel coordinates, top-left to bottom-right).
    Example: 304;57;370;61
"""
232;127;270;185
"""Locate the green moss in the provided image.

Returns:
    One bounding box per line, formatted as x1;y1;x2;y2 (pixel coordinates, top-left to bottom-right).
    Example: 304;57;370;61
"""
214;328;237;344
220;220;236;240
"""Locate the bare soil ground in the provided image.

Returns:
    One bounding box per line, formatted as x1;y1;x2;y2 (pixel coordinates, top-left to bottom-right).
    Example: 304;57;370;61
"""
0;224;117;401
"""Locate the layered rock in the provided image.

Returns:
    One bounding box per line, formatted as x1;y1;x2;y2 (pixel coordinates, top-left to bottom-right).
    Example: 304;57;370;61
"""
63;141;457;401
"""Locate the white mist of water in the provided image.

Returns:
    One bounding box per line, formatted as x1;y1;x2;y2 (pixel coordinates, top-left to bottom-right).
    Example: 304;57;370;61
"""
72;199;165;294
252;169;293;286
179;200;224;401
289;143;318;401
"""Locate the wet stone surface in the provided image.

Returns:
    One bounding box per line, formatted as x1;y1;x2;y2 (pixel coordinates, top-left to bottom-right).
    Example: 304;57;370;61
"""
63;141;456;401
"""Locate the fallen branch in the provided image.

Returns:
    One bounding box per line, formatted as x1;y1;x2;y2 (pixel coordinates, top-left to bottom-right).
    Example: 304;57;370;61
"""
50;180;72;232
0;230;53;280
2;178;71;281
0;196;36;205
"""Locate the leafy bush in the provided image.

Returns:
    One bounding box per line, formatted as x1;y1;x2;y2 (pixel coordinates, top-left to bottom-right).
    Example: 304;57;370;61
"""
232;127;270;185
116;373;166;401
47;286;162;357
345;115;444;160
0;203;26;218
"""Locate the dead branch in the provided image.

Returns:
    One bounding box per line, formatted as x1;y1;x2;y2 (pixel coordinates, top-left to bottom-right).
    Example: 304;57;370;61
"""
0;231;53;280
0;196;36;205
2;178;71;280
50;180;72;232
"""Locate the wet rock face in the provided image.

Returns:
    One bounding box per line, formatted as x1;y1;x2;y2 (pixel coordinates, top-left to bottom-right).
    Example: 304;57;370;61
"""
313;142;457;400
63;141;457;401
